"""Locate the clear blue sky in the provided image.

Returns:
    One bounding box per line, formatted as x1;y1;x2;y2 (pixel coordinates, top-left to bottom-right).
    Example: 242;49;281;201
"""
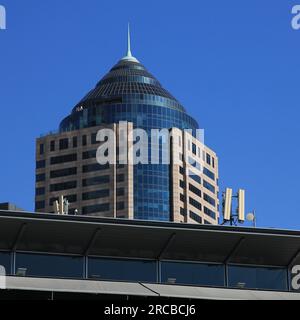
0;0;299;229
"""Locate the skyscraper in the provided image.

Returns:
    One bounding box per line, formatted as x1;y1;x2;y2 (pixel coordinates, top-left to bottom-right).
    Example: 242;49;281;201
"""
35;27;219;224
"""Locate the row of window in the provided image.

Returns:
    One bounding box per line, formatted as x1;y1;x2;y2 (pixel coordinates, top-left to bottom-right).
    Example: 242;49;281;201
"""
0;252;290;292
37;173;125;189
39;133;102;156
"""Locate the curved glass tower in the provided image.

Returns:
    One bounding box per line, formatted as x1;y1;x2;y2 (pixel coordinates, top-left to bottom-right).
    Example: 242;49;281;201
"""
36;27;219;224
58;31;199;221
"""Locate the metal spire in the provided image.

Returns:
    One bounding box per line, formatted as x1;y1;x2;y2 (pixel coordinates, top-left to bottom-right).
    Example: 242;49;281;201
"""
127;23;132;57
122;23;139;63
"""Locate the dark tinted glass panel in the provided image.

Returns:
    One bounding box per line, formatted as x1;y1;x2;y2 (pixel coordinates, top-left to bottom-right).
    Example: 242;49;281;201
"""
50;167;77;179
82;189;109;201
189;198;202;211
82;149;97;160
36;187;45;196
50;181;77;192
0;252;11;274
50;154;77;165
188;170;201;184
39;144;44;155
204;206;216;219
117;188;125;196
36;173;45;182
50;141;55;152
161;262;224;287
82;203;110;215
189;211;202;223
82;135;87;146
16;253;83;279
73;137;78;148
228;265;288;291
203;167;215;181
203;180;215;193
117;202;125;210
36;160;46;169
88;258;157;282
59;138;69;150
117;174;125;182
83;175;110;187
204;193;216;207
189;184;201;197
82;163;109;173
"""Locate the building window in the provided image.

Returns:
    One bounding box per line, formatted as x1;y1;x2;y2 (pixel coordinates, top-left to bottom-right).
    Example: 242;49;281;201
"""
204;193;216;207
179;166;185;175
189;184;201;197
39;144;44;155
189;198;202;211
161;261;225;287
206;154;211;166
91;133;97;144
15;253;83;279
35;200;45;210
117;174;125;182
50;141;55;152
189;211;202;223
82;149;97;160
180;208;187;216
188;157;201;171
212;157;215;168
117;202;125;210
82;163;109;173
59;138;69;150
204;206;216;220
83;175;110;187
82;189;110;201
50;167;77;179
180;194;185;203
0;252;11;275
117;188;125;197
192;143;197;155
203;167;215;181
36;173;46;182
82;203;110;215
188;170;201;185
179;180;185;189
50;154;77;165
73;137;78;148
203;180;215;193
36;187;45;196
228;265;288;291
88;258;157;283
36;160;46;169
50;181;77;192
82;135;87;146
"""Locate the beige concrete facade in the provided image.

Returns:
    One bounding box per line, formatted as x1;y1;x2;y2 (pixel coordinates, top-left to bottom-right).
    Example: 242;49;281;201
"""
35;123;134;219
170;128;219;225
36;124;219;224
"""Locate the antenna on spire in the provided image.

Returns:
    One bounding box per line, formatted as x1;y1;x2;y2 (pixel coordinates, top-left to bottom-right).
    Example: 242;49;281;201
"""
127;23;132;57
121;23;139;63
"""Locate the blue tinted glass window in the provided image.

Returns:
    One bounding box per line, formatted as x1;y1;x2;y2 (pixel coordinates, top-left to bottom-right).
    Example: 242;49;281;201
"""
161;261;225;287
228;265;288;291
88;258;157;282
16;253;83;279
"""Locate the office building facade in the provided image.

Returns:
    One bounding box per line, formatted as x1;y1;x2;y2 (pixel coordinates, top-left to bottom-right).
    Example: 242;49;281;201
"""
35;30;219;223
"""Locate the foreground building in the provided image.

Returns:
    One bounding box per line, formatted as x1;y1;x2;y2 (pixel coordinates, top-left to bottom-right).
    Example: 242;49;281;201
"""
0;210;299;300
35;29;219;224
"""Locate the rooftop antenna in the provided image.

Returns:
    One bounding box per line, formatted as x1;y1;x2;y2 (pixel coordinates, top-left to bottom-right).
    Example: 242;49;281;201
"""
121;23;139;63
